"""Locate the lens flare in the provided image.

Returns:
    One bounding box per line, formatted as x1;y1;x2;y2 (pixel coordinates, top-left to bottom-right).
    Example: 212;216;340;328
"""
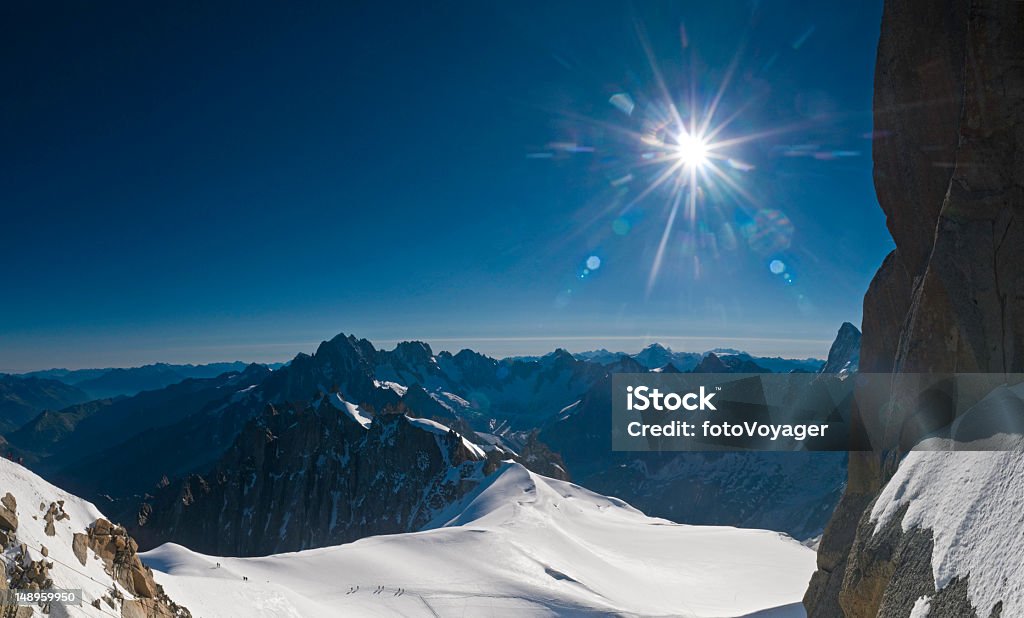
606;24;783;294
537;19;810;296
675;132;709;167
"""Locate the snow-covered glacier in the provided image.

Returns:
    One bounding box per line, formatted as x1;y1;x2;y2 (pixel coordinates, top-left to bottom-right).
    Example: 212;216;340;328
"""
142;462;815;617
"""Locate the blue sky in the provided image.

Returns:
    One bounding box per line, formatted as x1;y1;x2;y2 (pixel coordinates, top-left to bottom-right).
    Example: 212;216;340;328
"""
1;1;890;372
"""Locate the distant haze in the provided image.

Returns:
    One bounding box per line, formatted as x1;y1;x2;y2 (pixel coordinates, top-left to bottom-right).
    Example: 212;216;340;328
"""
2;332;831;374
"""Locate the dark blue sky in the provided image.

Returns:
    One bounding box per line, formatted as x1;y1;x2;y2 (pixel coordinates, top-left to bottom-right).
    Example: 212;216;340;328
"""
2;1;890;372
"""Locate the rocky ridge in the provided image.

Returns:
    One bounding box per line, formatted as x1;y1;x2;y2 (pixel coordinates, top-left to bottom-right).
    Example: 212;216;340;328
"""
132;394;495;556
0;376;90;435
805;0;1024;615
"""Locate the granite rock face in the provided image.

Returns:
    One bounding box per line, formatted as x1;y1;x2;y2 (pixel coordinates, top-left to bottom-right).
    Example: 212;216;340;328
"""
85;517;190;616
805;0;1024;615
133;396;490;557
893;2;1024;375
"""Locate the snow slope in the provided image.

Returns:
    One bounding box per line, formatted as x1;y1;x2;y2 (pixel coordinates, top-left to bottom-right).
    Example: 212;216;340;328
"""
0;459;141;617
405;416;487;459
143;462;814;617
872;450;1024;617
327;392;373;428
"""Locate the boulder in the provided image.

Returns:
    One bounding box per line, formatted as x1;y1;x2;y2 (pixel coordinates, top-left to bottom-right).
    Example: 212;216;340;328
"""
130;564;159;598
72;532;88;566
0;505;17;533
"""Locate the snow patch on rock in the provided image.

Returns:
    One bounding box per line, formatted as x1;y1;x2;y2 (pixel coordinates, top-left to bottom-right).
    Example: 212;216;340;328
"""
871;451;1024;617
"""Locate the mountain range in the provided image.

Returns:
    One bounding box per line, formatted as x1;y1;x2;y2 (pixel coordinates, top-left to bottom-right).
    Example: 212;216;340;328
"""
19;361;275;399
0;324;860;617
0;324;859;562
530;343;824;374
0;374;90;434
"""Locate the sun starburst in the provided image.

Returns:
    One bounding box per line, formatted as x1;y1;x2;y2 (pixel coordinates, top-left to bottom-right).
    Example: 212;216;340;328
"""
615;27;788;295
531;19;810;301
673;131;710;168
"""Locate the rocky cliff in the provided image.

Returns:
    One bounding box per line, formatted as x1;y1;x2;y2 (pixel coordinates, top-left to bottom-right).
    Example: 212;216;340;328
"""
805;1;1024;615
133;394;492;557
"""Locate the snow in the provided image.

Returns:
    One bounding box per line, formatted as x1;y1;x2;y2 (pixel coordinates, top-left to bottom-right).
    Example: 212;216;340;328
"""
405;416;486;459
424;391;473;416
327;393;373;429
0;459;139;617
144;463;815;617
231;384;258;402
373;380;408;396
871;450;1024;617
324;393;485;459
555;400;581;421
909;595;931;618
435;391;471;409
474;432;519;457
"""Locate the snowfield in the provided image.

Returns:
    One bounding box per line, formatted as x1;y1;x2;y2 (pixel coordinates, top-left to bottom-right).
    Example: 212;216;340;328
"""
143;463;814;617
0;457;815;618
869;383;1024;616
872;450;1024;618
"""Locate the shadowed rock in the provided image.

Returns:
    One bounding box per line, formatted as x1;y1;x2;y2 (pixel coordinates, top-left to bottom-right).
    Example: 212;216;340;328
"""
806;0;1024;615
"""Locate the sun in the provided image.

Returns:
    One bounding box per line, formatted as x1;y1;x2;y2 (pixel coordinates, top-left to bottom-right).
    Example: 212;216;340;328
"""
674;132;709;167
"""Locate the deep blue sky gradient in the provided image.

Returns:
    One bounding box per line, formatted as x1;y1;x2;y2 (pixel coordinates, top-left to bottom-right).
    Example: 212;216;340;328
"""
1;1;890;371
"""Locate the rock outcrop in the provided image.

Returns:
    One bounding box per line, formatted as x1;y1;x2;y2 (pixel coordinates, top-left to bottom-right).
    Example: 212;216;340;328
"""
134;396;490;556
0;494;17;545
805;0;1024;615
0;466;188;618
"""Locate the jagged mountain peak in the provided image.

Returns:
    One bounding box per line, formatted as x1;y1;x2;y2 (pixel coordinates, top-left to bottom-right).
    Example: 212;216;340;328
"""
695;352;727;372
606;355;646;374
543;348;577;366
237;362;271;381
692;352;769;374
705;347;745;356
391;340;435;363
820;322;861;375
451;348;494;364
315;332;377;362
